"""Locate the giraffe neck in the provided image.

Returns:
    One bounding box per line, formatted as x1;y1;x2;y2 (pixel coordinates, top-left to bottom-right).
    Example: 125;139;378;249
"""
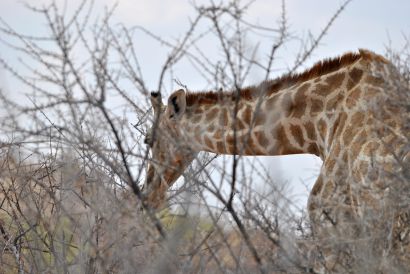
179;82;327;157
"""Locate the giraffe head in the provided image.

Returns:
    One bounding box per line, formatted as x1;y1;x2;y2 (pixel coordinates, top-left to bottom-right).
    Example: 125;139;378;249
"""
142;89;196;209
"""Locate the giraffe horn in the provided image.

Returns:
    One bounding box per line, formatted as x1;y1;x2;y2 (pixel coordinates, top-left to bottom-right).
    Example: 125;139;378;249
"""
150;91;163;115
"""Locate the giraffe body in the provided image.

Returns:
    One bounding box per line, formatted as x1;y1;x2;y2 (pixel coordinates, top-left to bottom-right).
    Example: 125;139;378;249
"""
144;49;409;272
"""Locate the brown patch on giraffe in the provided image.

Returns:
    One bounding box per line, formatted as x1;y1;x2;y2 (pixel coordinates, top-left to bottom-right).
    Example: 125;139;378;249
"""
254;131;269;147
345;87;362;109
310;98;324;113
244;138;264;155
272;124;303;154
185;50;372;106
254;111;266;126
313;83;330;97
244;146;253;155
307;143;320;156
225;133;236;146
346;68;364;90
365;74;385;87
325;158;336;173
226;143;237;154
289;124;304;147
297;82;311;93
216;141;225;153
326;72;345;87
350;129;367;156
325;93;343;112
290;85;309;118
329;112;348;143
342;125;355;145
304;122;316;141
241;106;252;125
213;131;222;140
350;112;365;127
205;109;218;121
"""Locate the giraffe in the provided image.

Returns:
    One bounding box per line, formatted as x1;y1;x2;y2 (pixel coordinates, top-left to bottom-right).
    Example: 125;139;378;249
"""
143;49;409;272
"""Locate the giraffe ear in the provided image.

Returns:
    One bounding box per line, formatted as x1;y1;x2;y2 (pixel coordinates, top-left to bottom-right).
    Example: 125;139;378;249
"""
166;89;186;120
150;91;163;115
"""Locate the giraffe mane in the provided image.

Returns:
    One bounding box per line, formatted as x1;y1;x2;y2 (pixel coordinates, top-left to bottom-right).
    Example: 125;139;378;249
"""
185;49;384;106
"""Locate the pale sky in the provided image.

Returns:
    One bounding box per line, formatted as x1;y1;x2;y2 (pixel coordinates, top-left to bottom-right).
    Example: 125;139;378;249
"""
1;0;409;209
